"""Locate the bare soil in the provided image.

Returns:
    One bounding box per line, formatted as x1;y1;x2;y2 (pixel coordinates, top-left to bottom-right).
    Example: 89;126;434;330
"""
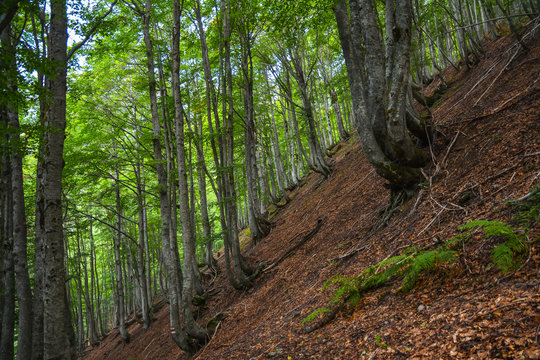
81;24;540;360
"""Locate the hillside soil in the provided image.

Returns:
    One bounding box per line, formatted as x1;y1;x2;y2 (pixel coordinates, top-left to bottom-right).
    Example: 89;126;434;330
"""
81;25;540;360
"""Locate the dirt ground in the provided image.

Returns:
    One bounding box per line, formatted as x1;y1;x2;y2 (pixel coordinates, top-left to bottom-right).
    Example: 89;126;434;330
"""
81;23;540;360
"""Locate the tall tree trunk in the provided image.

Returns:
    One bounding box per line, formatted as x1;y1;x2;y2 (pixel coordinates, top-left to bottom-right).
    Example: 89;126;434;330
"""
195;114;215;272
75;262;85;352
91;233;105;337
135;163;151;330
139;0;193;351
2;25;34;360
240;32;270;244
43;1;71;358
223;0;254;287
171;0;207;342
142;174;152;303
289;52;331;178
114;167;129;342
0;140;15;360
264;73;288;192
78;225;98;346
31;12;47;354
320;48;348;140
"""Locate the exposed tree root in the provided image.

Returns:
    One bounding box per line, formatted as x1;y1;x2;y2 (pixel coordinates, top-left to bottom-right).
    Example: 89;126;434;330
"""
263;216;326;272
374;188;417;232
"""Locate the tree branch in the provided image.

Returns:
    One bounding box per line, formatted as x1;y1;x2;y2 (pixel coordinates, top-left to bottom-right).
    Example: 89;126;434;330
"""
67;0;119;60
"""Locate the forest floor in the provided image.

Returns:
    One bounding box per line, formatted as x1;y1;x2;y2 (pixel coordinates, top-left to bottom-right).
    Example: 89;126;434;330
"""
81;24;540;360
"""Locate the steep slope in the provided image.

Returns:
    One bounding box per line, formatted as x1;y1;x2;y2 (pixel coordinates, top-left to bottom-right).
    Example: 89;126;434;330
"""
81;26;540;360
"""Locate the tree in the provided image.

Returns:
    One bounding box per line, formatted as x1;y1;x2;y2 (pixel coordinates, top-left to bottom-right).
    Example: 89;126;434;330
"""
334;0;431;212
2;22;34;360
42;0;72;358
171;0;208;342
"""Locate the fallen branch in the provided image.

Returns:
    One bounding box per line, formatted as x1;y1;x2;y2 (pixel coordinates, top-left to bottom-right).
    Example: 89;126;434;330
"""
327;245;366;263
263;216;326;272
301;304;341;334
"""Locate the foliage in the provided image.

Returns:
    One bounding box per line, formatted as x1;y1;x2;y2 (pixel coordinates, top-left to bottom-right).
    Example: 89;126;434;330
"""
460;220;528;274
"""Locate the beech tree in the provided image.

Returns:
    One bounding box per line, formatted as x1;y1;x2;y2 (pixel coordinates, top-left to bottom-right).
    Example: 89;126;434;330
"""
1;23;33;360
42;0;72;358
334;0;431;210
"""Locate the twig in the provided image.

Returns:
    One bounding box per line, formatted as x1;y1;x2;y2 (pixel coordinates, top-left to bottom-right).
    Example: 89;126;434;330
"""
407;190;425;217
441;131;461;168
482;164;519;184
500;281;540;287
143;338;156;359
368;347;381;360
536;324;540;347
446;57;502;113
417;207;445;237
493;77;539;110
194;321;223;360
474;46;521;105
529;171;540;187
347;169;375;195
458;76;539;126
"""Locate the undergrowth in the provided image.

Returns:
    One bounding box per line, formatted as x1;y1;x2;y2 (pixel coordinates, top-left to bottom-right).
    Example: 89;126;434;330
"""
302;188;538;328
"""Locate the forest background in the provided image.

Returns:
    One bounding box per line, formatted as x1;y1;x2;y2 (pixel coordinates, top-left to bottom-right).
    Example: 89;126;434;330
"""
0;0;537;359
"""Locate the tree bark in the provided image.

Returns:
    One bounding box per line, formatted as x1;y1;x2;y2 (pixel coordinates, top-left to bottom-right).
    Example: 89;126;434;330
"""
0;139;15;360
135;162;151;330
113;166;129;342
43;1;72;358
172;0;207;342
2;25;34;360
334;0;428;195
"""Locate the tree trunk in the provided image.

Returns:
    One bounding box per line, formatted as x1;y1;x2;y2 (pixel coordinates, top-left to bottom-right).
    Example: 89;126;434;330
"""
265;76;287;192
2;26;34;360
137;0;194;351
135;163;151;330
43;1;72;358
0;141;15;360
225;0;254;285
195;114;215;272
171;0;207;342
289;52;331;178
114;167;129;342
32;156;45;360
334;0;427;196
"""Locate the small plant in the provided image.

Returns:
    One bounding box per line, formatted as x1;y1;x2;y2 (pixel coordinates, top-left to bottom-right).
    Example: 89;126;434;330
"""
460;220;528;273
375;334;387;348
